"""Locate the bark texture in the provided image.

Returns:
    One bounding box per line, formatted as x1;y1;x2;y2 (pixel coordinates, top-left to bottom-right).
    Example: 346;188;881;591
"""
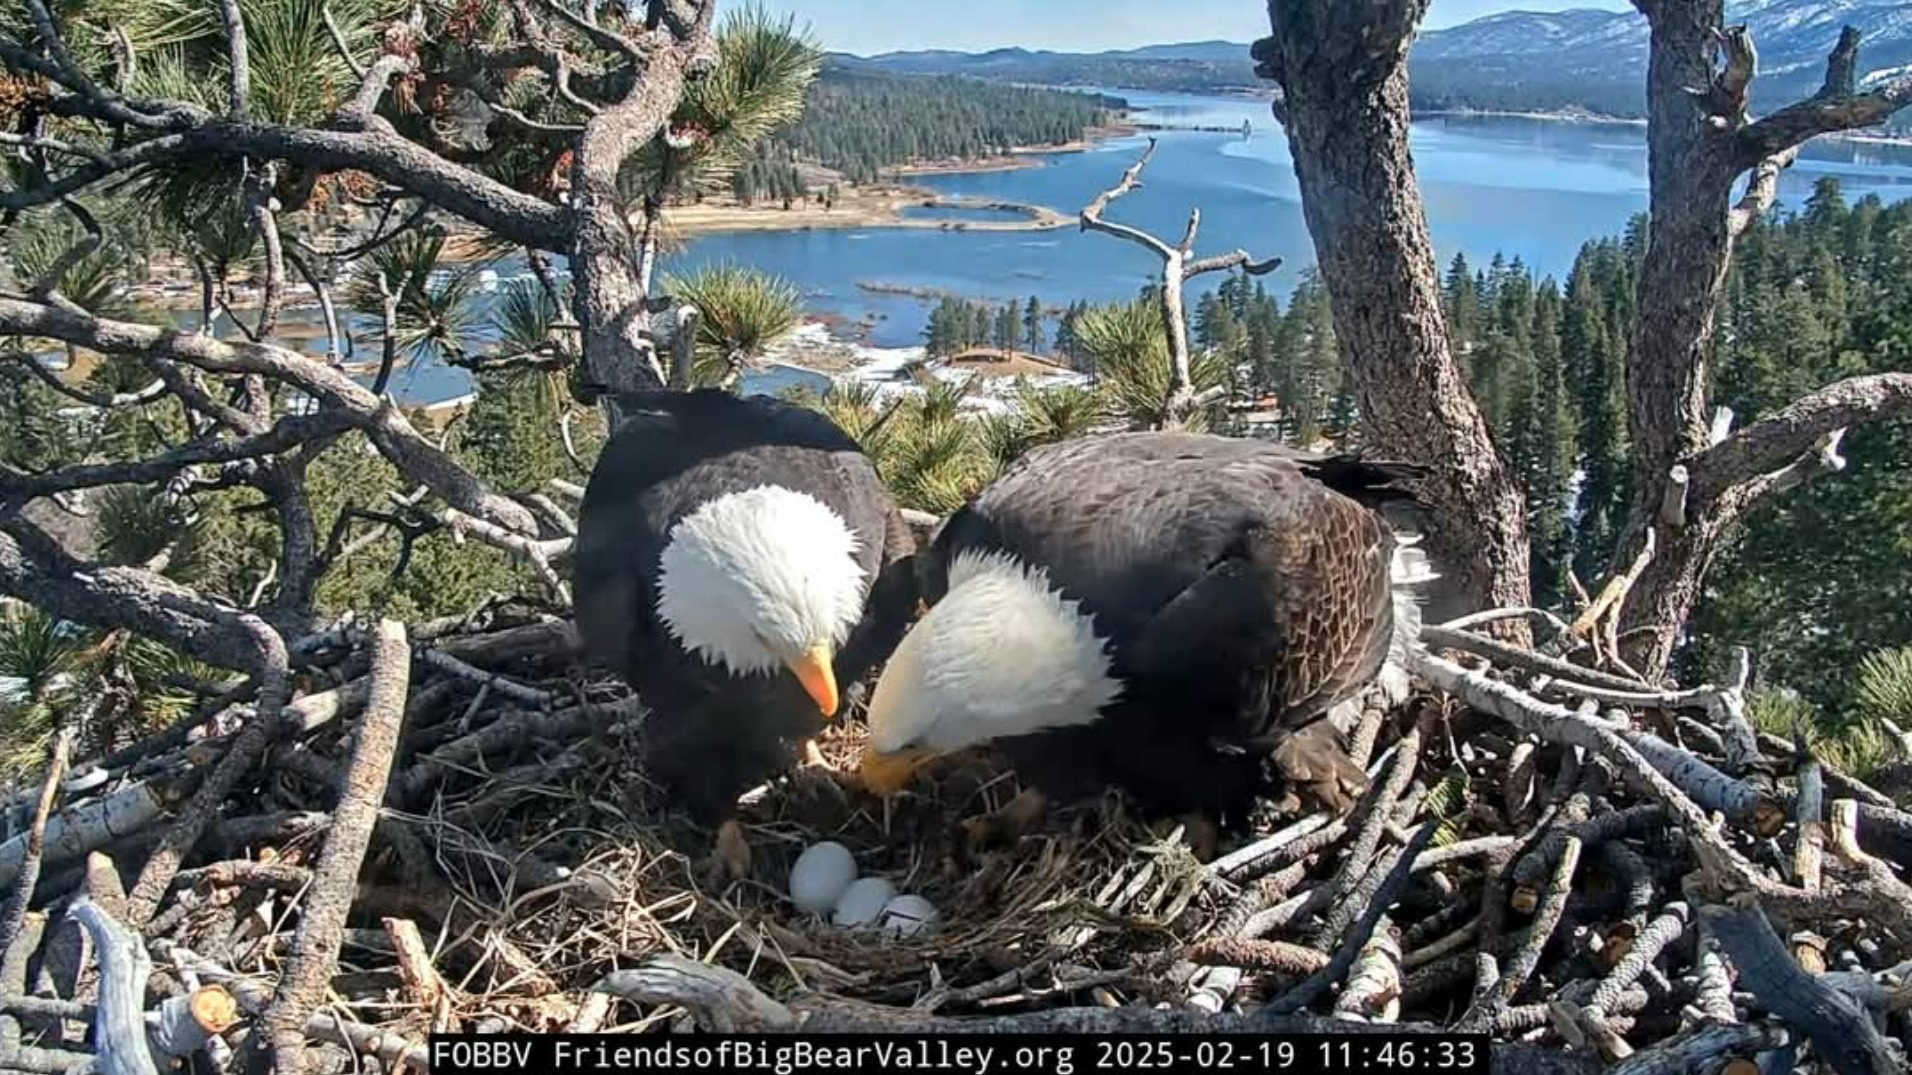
1613;4;1912;675
1255;1;1531;617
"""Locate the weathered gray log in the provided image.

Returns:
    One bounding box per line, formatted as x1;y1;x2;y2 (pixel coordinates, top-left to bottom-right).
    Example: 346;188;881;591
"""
1618;730;1765;825
1608;1021;1784;1075
1702;903;1897;1075
0;781;168;891
260;619;411;1075
67;898;158;1075
594;956;1597;1075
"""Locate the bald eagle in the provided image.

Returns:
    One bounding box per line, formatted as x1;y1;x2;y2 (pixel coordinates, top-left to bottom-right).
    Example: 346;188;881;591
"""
857;432;1430;829
573;390;918;874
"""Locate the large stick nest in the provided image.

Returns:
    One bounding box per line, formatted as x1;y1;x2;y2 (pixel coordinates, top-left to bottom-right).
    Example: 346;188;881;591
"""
3;603;1912;1074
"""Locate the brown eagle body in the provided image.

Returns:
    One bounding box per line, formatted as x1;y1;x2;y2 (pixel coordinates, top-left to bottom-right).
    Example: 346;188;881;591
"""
925;431;1422;824
572;390;918;827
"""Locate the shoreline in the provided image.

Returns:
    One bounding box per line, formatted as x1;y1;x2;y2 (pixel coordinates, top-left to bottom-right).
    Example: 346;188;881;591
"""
889;122;1137;176
1415;106;1645;127
664;187;1073;237
665;119;1139;237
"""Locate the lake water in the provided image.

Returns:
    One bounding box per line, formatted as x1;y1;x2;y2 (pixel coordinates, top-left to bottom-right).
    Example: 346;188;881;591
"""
222;89;1912;405
678;89;1912;351
898;204;1032;223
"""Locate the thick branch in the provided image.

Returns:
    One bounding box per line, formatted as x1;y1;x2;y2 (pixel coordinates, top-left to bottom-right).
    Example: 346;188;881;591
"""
1184;251;1283;279
1079;138;1174;259
262;621;410;1075
217;0;250;119
0;413;351;501
0;299;540;535
1701;902;1895;1075
1736;26;1912;168
1729;144;1801;239
68;899;158;1075
2;351;167;409
1686;373;1912;504
1;117;567;249
0;518;282;674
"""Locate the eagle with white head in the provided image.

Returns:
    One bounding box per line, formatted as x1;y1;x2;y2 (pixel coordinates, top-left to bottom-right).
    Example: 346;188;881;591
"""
573;390;918;876
859;431;1432;834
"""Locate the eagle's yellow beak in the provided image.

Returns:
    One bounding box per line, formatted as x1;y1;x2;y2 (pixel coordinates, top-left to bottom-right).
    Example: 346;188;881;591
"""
786;644;840;717
857;746;935;796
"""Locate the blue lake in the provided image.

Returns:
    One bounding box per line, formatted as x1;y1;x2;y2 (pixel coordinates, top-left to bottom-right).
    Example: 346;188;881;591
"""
676;89;1912;351
898;204;1034;223
228;90;1912;405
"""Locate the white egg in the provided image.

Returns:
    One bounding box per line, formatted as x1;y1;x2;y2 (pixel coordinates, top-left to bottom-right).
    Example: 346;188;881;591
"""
878;893;939;938
830;876;897;928
788;841;857;914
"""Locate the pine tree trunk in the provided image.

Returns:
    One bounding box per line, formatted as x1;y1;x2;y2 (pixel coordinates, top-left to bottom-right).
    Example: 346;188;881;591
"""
1607;3;1755;678
1257;2;1532;616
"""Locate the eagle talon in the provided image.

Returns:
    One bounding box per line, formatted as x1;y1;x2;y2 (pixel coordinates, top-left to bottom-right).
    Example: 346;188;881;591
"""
708;819;753;885
800;738;830;769
1271;722;1367;816
961;788;1048;859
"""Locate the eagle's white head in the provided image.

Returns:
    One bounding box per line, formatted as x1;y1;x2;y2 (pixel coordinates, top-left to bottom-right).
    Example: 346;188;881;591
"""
656;486;868;715
858;549;1122;794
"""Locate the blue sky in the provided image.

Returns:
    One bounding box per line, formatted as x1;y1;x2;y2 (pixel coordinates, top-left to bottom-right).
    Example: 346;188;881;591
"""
752;1;1634;56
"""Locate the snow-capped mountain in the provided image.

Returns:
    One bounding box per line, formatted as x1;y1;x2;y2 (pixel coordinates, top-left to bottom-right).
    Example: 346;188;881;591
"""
846;1;1912;125
1413;2;1912;116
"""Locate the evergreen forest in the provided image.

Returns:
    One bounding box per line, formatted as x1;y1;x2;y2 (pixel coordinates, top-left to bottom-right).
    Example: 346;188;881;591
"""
1162;178;1911;719
764;66;1120;184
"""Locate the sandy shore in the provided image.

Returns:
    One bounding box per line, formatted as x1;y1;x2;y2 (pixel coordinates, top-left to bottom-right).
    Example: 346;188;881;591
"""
891;123;1137;177
664;184;1072;237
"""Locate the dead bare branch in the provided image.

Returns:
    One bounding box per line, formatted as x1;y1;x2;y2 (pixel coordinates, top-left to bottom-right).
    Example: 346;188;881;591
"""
1079;138;1280;427
260;620;410;1075
0;728;72;993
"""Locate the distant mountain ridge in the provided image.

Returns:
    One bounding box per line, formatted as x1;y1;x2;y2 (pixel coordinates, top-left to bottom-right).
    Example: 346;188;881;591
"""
836;1;1912;126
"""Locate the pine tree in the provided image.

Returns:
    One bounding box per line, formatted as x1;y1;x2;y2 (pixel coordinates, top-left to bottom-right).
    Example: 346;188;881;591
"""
995;302;1019;353
1023;295;1045;354
1526;282;1576;606
1055;302;1084;367
1560;242;1631;585
459;370;566;494
1443;252;1481;352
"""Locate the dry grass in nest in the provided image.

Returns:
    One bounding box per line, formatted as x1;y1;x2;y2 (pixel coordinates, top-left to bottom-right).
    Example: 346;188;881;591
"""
384;708;1223;1029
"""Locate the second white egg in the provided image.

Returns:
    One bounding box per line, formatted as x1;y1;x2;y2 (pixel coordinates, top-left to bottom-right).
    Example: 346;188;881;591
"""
831;877;897;927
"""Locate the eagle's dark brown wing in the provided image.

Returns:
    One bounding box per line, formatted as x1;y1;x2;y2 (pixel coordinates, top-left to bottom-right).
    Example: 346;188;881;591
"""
573;389;917;825
934;431;1405;818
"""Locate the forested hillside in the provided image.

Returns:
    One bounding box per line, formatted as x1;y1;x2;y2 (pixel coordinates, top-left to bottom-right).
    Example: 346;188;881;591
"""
1190;178;1910;716
852;2;1912;129
766;66;1122;183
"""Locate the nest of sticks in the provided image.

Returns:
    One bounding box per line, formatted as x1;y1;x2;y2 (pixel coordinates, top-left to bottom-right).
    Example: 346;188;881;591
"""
3;597;1912;1075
